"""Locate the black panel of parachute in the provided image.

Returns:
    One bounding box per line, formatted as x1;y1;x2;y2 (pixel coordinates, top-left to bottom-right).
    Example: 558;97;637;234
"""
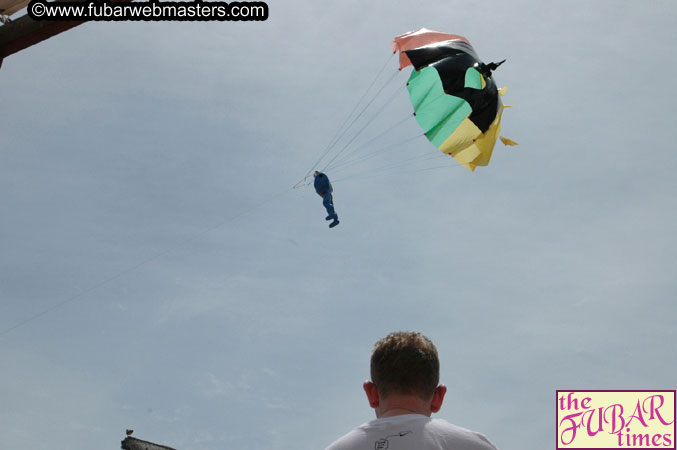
405;41;500;133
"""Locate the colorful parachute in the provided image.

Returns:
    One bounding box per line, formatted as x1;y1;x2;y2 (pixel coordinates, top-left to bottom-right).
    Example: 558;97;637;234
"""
392;28;517;171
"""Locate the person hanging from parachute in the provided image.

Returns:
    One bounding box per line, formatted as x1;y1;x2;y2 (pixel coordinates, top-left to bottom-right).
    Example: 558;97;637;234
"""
313;171;340;228
299;28;517;229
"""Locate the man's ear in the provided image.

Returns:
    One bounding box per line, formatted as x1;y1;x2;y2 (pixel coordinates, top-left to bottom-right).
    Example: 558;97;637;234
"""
363;381;380;409
430;384;447;413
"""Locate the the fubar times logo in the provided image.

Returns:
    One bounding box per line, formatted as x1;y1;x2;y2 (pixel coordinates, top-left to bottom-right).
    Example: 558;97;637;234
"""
556;391;675;449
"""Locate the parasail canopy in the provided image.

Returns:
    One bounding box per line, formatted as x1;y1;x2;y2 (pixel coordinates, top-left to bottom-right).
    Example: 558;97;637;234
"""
393;28;516;171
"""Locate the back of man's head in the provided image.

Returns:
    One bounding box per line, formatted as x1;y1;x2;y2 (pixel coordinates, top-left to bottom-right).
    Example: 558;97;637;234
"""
370;331;440;400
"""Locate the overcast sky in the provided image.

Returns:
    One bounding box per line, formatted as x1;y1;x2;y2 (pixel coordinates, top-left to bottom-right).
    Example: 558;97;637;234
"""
2;1;676;449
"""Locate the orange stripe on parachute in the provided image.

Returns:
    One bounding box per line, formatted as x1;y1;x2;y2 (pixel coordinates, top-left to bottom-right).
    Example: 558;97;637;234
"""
392;28;470;70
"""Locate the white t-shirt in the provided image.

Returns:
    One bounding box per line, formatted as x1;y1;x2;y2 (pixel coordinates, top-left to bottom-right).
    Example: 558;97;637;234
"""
325;414;498;450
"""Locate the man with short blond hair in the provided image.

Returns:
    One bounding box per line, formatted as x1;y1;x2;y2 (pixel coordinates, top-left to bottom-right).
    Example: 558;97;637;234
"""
324;331;498;450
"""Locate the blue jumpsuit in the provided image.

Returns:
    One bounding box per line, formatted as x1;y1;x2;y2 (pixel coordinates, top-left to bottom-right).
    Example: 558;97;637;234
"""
314;172;339;226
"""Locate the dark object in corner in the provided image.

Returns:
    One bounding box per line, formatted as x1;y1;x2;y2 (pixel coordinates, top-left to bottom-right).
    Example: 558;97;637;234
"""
121;435;178;450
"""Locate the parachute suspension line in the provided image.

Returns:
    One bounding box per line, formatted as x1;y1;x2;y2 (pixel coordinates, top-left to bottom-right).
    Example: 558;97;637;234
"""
328;131;423;174
320;78;404;173
324;114;414;173
297;52;396;187
320;52;395;159
332;152;463;183
330;135;435;182
407;161;468;173
363;149;443;175
318;70;401;172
